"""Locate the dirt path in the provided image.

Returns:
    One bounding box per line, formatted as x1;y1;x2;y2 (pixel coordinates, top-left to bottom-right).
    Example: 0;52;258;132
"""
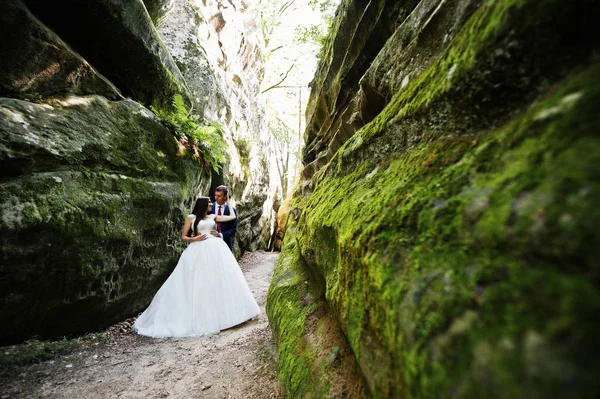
1;251;280;399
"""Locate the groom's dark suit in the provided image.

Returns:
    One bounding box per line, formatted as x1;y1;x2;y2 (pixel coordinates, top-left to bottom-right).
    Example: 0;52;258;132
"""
209;202;237;251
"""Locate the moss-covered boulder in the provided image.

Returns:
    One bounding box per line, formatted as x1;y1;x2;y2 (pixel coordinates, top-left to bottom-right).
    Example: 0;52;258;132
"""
0;0;121;101
21;0;190;111
268;0;600;397
0;96;208;343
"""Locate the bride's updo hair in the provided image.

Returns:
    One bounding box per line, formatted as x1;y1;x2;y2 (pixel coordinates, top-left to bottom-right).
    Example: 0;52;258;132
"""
190;196;210;236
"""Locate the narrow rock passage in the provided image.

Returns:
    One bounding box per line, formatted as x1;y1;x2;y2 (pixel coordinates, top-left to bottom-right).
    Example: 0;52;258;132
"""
1;251;280;399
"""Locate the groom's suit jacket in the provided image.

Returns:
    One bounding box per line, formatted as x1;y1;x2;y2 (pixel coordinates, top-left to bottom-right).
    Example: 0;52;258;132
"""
209;202;237;251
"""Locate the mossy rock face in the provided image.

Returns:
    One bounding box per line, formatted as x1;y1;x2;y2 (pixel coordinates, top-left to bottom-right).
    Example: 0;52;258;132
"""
20;0;190;111
303;0;421;179
152;0;224;133
0;0;121;101
0;96;209;343
270;0;600;397
267;216;366;398
142;0;174;23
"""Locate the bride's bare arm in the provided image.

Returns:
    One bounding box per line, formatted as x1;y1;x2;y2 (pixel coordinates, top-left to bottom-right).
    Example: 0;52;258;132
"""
181;215;207;242
181;215;194;242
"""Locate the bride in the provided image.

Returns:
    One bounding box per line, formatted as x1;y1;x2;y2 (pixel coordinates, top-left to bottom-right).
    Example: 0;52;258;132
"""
133;196;260;338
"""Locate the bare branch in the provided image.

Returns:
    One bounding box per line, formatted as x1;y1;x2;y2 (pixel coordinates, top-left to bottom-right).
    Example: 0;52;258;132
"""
261;62;296;93
275;117;295;136
268;44;285;54
278;0;298;16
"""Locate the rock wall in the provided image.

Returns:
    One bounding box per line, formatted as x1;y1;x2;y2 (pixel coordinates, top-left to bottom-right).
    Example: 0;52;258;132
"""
22;0;192;111
267;0;600;397
154;0;274;256
0;0;206;343
143;0;175;23
1;0;274;343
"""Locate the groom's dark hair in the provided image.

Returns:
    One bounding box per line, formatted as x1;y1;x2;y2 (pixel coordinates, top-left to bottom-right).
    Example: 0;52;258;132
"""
215;185;228;197
190;196;210;236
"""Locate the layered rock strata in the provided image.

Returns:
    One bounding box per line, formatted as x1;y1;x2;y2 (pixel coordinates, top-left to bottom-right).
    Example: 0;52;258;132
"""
268;0;600;397
0;1;122;101
22;0;191;111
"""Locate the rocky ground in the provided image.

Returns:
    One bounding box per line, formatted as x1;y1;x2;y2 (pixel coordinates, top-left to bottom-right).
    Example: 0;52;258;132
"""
0;251;280;399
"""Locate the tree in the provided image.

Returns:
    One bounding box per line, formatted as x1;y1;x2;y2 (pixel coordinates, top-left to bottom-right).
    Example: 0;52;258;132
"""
270;118;296;195
255;0;341;198
295;0;337;51
257;0;337;90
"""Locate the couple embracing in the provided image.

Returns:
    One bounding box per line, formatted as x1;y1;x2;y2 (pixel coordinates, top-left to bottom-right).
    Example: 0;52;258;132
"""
133;186;260;338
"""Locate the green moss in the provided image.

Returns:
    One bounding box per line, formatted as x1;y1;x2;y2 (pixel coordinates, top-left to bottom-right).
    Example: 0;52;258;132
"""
326;64;597;396
271;0;600;396
332;0;588;150
151;95;228;172
276;51;600;399
267;203;365;398
233;137;252;178
0;332;106;367
266;238;317;397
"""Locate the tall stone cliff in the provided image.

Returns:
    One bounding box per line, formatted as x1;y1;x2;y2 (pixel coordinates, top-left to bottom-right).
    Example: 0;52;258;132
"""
267;0;600;397
153;0;273;256
0;0;271;343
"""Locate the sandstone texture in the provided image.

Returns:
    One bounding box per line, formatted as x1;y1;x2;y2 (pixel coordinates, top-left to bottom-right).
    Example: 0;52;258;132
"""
0;0;121;101
267;0;600;397
21;0;191;111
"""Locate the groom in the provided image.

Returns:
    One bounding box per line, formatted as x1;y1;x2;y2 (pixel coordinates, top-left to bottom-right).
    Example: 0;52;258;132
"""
209;185;237;251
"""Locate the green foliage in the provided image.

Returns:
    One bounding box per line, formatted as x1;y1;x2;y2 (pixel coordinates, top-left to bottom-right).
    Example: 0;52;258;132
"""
233;137;252;162
294;0;337;59
152;94;228;172
256;0;288;47
191;122;228;172
270;118;297;196
308;0;338;14
0;333;106;367
294;24;329;48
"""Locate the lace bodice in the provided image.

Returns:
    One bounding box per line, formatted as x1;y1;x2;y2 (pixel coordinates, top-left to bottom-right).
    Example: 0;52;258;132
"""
190;216;216;233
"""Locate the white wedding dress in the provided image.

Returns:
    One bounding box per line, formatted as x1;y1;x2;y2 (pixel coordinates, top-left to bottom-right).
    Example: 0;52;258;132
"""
133;217;260;338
